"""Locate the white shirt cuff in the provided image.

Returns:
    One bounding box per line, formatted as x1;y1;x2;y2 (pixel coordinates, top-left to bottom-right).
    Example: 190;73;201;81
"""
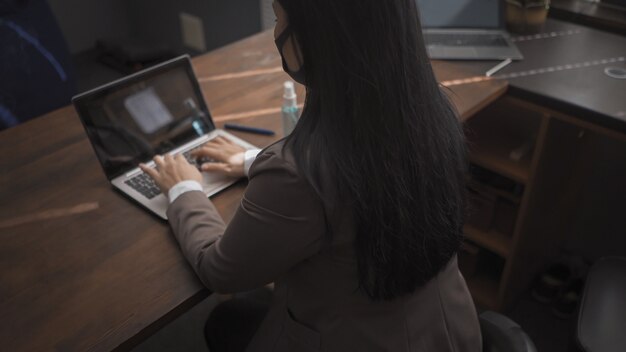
168;180;203;204
244;149;262;177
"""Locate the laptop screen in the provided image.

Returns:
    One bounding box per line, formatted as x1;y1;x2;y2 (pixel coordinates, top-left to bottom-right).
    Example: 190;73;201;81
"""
417;0;501;29
73;57;215;180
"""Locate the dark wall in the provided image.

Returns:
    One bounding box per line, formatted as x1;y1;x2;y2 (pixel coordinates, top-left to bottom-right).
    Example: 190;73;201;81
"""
204;0;263;51
48;0;131;54
127;0;261;55
49;0;262;55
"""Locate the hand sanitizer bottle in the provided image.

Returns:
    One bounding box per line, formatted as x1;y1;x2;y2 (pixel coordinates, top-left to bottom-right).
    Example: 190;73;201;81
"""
281;81;299;136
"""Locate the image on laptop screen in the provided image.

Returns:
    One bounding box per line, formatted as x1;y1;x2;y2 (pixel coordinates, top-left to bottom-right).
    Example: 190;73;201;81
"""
75;63;214;179
417;0;501;28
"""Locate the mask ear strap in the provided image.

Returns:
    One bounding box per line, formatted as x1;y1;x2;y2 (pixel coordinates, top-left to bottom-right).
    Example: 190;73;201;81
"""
275;26;293;49
288;31;305;68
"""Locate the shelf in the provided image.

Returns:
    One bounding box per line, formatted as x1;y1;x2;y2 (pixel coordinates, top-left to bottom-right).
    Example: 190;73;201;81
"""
466;272;500;311
468;132;532;184
467;179;522;205
465;98;542;185
464;224;512;258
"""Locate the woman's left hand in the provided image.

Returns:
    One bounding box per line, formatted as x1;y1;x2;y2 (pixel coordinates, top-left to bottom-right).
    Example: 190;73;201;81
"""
139;154;203;194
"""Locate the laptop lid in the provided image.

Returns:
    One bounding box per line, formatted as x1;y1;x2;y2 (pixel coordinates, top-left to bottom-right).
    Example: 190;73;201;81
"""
73;55;215;181
417;0;503;29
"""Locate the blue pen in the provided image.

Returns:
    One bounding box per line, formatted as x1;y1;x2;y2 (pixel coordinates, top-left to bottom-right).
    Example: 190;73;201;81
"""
224;123;275;136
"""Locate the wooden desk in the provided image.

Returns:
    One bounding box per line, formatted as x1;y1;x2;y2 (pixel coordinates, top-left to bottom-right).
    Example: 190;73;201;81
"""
504;19;626;134
0;30;506;352
459;19;626;311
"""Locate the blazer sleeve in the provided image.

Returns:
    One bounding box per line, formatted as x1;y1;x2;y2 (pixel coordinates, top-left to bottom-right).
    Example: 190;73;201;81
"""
166;150;325;293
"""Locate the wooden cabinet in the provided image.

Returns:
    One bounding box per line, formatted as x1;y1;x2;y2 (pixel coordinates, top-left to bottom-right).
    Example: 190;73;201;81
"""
459;95;602;311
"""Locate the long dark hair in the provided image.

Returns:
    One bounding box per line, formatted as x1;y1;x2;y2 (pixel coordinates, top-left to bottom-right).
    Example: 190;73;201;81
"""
279;0;467;300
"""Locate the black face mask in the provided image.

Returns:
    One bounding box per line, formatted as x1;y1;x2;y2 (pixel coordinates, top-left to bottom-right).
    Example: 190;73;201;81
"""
274;26;306;85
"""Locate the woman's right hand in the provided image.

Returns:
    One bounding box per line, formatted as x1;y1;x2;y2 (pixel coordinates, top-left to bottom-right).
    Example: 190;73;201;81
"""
191;136;247;178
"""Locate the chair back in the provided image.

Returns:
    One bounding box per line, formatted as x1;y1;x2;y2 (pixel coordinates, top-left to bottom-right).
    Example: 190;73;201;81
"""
578;257;626;352
479;311;538;352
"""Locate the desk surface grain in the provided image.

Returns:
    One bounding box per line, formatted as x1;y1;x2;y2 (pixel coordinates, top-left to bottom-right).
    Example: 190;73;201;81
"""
0;30;506;352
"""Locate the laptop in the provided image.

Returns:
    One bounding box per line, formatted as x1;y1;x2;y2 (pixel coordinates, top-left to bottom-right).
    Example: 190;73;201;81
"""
73;55;257;220
417;0;523;60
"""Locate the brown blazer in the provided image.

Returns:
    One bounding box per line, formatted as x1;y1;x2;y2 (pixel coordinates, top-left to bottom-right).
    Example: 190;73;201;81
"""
167;141;482;352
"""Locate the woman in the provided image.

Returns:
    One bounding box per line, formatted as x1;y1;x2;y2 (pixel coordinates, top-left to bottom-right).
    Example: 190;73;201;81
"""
141;0;482;351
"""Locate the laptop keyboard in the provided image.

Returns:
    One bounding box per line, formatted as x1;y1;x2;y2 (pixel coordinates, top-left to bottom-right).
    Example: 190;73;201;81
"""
425;33;509;47
124;147;216;199
125;173;162;199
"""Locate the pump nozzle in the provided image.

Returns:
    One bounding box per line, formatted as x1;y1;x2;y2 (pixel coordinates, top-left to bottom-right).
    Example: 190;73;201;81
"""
283;81;296;100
